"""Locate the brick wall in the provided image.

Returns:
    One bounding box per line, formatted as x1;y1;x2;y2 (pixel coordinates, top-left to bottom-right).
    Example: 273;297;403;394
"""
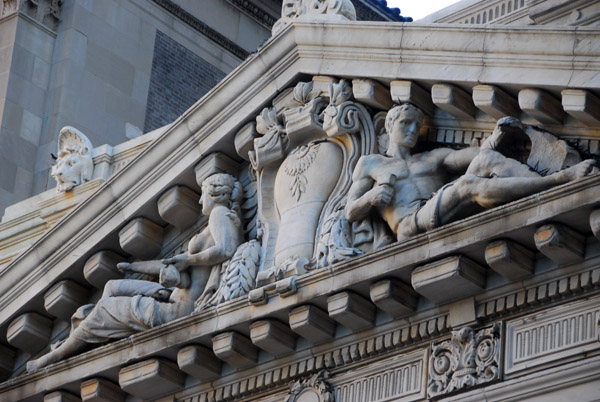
144;31;225;132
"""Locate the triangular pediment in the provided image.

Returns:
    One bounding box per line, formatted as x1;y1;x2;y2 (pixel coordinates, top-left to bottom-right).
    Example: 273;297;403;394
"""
1;19;600;400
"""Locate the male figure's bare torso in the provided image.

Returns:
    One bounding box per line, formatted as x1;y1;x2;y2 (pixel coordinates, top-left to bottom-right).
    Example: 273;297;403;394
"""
350;147;454;235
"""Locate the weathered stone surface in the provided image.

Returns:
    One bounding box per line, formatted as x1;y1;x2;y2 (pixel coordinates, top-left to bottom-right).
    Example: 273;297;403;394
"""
118;217;163;259
472;85;520;119
157;185;201;229
44;280;89;321
234;122;259;161
80;378;125;402
524;125;581;175
119;358;184;399
249;319;296;357
518;88;564;125
534;223;585;265
44;390;81;402
505;298;600;376
485;240;535;281
212;332;259;369
448;297;478;328
7;312;52;354
390;80;435;116
412;256;486;304
431;83;477;120
327;291;375;331
83;250;126;289
561;89;600;127
428;324;501;398
51;127;94;193
352;79;392;110
369;278;418;319
177;344;222;381
289;305;336;344
194;152;239;186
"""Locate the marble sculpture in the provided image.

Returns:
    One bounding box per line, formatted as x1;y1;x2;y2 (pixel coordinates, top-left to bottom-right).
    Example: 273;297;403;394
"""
51;126;94;192
24;77;599;373
26;173;243;371
346;104;597;241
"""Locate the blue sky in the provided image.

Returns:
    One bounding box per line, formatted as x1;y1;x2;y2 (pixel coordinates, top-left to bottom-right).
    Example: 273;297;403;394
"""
387;0;463;20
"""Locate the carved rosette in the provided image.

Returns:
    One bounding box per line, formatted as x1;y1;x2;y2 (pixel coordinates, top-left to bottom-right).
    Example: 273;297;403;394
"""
428;323;501;398
285;370;335;402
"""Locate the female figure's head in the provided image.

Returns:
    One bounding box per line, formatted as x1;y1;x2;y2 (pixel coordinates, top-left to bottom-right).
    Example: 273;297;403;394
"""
200;173;241;216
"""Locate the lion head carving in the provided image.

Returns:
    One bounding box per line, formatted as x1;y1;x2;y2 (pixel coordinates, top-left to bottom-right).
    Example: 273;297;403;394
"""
51;127;94;192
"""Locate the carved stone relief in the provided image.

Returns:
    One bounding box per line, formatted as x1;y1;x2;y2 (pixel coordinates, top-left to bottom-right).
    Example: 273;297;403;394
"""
285;370;335;402
428;324;501;398
51;127;94;192
272;0;357;36
26;172;245;371
1;0;64;29
21;74;600;374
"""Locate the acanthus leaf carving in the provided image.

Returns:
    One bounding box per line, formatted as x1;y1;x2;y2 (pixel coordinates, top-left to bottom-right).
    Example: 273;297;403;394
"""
316;199;364;268
428;323;501;398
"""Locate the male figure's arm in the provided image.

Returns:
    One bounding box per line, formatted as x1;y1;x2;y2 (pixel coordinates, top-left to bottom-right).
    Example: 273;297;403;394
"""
441;147;480;174
345;158;393;221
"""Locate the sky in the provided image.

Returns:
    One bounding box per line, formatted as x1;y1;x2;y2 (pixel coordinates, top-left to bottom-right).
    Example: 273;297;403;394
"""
387;0;463;20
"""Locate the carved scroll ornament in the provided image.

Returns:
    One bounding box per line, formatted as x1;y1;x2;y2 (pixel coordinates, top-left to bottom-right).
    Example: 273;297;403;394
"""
428;324;501;398
285;370;335;402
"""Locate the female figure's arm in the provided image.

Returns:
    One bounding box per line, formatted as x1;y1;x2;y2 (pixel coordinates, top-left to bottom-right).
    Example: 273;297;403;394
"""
162;206;240;270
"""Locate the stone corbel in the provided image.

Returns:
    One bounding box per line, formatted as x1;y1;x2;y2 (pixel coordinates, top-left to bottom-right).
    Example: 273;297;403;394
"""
285;370;335;402
428;323;502;398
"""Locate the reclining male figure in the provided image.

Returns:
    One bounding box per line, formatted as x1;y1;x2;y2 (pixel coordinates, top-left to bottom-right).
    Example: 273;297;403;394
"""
345;104;596;241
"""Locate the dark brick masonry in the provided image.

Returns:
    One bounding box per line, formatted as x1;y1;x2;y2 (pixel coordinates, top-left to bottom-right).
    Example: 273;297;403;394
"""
144;31;226;132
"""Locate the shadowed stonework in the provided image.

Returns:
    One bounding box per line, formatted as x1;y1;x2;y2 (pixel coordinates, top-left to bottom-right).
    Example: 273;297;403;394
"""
144;31;226;132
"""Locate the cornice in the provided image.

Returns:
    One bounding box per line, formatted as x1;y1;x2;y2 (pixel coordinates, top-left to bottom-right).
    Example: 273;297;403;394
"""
149;0;250;60
226;0;278;29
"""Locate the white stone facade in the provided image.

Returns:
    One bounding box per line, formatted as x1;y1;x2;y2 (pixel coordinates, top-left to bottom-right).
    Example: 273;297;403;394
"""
0;1;599;401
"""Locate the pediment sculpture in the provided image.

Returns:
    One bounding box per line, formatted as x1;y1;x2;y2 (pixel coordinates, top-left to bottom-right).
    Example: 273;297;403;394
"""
51;126;94;192
25;76;598;371
27;173;245;371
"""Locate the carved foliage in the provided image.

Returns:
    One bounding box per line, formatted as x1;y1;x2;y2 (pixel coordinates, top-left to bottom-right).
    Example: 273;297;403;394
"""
283;143;320;201
250;107;288;171
316;199;363;268
196;239;261;311
428;324;501;398
285;370;335;402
